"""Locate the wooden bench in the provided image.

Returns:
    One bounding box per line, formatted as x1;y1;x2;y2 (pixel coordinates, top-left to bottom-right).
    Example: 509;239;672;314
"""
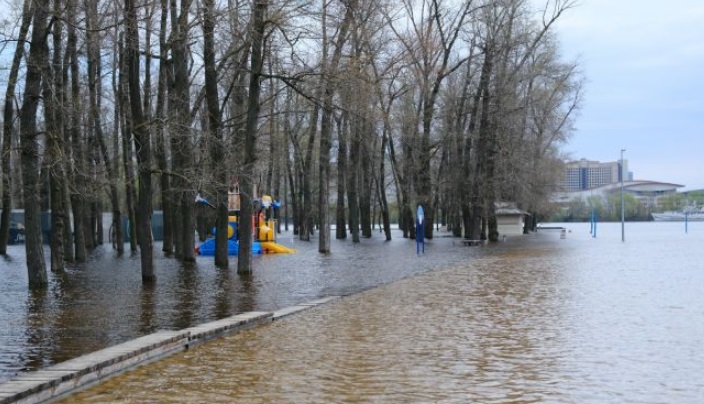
461;239;484;246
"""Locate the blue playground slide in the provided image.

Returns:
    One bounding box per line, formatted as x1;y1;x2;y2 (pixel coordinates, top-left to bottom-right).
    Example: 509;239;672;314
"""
197;239;263;256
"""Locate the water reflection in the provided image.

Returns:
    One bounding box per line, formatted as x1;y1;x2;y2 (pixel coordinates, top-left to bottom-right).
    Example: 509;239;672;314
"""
212;268;232;319
173;261;200;330
236;272;258;314
63;223;704;402
1;229;480;382
22;288;51;372
139;283;156;335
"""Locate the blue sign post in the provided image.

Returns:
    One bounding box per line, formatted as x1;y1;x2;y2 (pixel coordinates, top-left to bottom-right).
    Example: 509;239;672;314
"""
416;205;425;255
685;211;689;234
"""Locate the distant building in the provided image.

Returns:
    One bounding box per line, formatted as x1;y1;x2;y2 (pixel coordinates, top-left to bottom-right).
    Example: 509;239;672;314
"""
553;181;683;211
561;158;631;191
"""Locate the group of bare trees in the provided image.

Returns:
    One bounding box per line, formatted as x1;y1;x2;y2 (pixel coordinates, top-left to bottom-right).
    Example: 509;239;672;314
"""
0;0;582;288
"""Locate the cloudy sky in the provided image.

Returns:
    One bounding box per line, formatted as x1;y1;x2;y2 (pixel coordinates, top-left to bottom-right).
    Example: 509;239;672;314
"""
550;0;704;190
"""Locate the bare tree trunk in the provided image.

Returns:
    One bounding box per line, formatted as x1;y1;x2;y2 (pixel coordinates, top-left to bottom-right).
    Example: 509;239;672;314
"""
116;33;138;252
469;45;494;241
153;0;172;253
335;114;347;239
67;0;87;262
202;0;229;268
126;0;155;282
169;0;195;261
43;0;66;271
237;0;267;274
359;120;373;238
0;0;33;255
85;0;119;252
19;0;50;287
378;123;392;241
347;116;360;243
318;0;355;253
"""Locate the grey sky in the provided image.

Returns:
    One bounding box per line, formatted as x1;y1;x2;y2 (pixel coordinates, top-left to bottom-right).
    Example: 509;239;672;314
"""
552;0;704;190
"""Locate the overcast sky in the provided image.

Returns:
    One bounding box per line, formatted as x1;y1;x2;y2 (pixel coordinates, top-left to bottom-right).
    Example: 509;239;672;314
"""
550;0;704;190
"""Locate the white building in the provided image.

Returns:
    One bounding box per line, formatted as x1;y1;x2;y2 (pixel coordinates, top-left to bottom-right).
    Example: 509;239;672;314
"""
495;202;530;236
553;180;683;210
561;158;631;191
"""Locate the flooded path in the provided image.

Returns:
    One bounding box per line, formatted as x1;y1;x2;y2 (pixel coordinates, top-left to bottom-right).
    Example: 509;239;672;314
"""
64;223;704;403
1;228;483;381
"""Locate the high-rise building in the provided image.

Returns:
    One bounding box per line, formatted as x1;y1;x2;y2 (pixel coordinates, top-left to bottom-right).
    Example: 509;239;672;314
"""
560;158;630;191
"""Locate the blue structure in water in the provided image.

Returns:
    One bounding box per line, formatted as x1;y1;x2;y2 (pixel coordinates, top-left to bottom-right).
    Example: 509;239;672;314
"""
416;205;425;255
197;238;263;255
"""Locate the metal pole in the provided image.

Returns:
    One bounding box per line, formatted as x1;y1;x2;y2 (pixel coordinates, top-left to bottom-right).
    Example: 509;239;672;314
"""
621;149;626;242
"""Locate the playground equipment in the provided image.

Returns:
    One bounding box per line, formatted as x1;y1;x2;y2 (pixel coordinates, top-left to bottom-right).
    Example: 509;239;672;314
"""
195;188;295;256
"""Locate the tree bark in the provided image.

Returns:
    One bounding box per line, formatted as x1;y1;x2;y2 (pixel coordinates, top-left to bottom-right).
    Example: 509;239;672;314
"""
44;0;66;271
126;0;155;282
67;0;87;261
202;0;229;268
169;0;196;261
335;114;347;239
19;0;50;287
347;115;360;243
318;0;356;253
237;0;267;274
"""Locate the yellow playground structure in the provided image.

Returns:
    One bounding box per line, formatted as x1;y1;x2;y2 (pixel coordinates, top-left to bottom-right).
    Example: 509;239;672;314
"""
196;189;296;256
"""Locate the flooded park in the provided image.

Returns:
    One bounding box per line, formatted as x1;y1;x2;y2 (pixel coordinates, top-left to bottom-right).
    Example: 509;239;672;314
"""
3;222;704;402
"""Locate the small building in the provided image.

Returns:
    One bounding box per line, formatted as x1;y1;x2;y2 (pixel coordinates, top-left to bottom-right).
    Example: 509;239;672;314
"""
495;202;530;236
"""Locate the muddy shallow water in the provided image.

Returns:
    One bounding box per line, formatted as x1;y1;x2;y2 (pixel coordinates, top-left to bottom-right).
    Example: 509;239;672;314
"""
1;227;484;381
64;222;704;403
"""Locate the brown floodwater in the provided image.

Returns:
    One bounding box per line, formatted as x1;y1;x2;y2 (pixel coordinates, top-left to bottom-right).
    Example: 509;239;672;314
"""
1;226;483;382
62;222;704;403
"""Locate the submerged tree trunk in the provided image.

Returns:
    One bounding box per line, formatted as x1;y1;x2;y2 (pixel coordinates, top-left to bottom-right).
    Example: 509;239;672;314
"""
67;0;87;262
44;0;66;271
318;0;355;253
126;0;155;282
335;115;347;240
202;0;229;268
347;116;360;243
117;33;138;252
238;0;267;274
169;0;195;261
19;0;50;287
378;125;392;241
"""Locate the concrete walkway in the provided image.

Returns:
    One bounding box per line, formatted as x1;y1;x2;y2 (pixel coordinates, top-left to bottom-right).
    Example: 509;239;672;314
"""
0;297;340;404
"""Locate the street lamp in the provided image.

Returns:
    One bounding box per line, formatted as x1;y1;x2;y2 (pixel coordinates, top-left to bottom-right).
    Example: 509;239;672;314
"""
621;148;626;242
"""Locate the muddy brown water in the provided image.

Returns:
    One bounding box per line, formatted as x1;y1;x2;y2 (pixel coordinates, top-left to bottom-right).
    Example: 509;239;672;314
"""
53;222;704;402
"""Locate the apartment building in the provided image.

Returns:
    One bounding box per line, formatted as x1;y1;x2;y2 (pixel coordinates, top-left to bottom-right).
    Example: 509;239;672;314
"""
561;158;630;191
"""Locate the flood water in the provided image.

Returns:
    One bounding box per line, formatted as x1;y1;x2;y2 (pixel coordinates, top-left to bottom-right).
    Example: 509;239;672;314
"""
61;222;704;403
1;226;482;382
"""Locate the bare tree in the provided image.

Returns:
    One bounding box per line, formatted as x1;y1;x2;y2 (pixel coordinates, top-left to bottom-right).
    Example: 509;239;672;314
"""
0;0;33;255
238;0;267;273
318;0;356;253
19;0;50;286
202;0;230;267
43;0;68;271
126;0;155;282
